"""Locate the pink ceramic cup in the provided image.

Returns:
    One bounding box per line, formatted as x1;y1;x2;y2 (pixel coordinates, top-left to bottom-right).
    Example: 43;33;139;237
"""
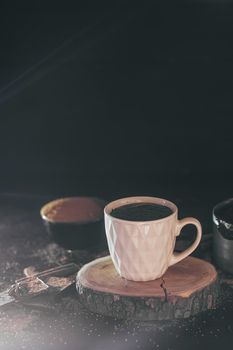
104;196;202;281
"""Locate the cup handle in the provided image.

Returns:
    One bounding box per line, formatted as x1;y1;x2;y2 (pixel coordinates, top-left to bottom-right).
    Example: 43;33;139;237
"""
169;217;202;267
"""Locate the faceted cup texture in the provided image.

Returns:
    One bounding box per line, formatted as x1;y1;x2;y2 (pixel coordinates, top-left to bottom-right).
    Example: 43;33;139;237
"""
105;209;177;281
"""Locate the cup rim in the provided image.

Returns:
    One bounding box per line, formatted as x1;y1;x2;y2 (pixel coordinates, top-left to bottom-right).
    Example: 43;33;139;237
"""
104;196;177;224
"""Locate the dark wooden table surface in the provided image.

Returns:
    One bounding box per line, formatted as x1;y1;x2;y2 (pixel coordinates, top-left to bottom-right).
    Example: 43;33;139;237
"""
0;192;233;350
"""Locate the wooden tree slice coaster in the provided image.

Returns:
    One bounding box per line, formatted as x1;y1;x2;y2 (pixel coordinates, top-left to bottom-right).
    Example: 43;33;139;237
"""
76;256;219;320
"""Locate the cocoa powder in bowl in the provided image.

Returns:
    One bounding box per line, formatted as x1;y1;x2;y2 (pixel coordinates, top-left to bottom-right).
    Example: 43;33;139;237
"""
43;197;104;223
40;197;106;250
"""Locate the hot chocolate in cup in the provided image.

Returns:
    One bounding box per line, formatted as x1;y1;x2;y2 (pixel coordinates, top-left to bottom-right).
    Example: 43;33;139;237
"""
104;196;202;281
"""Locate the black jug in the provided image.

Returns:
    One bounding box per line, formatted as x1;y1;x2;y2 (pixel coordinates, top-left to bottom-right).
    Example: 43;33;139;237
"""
213;198;233;274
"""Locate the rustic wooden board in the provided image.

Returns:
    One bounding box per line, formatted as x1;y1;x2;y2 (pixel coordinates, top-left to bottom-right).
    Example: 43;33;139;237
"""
76;256;219;320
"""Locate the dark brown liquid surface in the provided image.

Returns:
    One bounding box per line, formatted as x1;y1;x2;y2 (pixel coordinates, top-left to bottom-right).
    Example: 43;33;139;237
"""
111;203;173;221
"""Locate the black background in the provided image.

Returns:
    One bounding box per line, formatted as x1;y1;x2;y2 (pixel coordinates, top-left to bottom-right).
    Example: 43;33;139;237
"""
0;1;232;200
0;4;233;349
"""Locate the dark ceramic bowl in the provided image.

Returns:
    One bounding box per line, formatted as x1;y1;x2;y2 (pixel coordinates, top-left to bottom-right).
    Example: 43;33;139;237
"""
213;198;233;274
40;197;107;250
